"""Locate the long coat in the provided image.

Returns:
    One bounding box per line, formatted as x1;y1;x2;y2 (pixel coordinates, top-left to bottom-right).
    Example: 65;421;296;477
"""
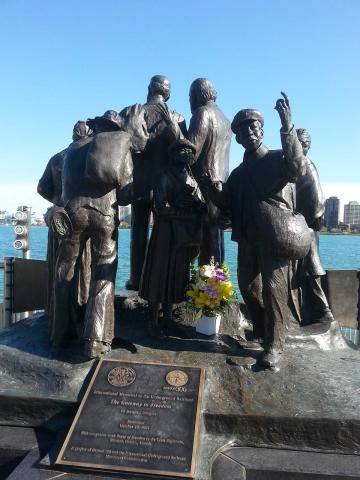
296;157;326;276
188;100;231;217
139;167;206;304
132;100;186;203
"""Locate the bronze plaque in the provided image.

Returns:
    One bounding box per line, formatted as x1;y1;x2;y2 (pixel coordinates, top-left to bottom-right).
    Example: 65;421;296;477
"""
56;359;204;478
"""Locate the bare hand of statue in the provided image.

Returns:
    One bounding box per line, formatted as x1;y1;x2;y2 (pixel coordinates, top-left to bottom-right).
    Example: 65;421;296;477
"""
212;181;224;193
156;104;181;142
275;91;292;131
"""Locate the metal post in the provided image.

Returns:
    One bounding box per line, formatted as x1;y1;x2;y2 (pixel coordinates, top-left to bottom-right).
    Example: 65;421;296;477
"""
23;206;31;260
13;206;31;319
20;208;30;318
4;257;16;326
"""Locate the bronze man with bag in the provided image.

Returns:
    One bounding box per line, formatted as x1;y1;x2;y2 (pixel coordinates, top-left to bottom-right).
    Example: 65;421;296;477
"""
52;106;148;359
37;121;93;340
212;93;308;368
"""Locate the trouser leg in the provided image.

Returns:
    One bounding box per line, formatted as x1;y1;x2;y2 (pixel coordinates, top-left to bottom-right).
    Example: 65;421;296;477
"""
260;254;291;354
307;276;331;318
83;210;118;346
52;213;87;346
128;201;151;290
237;241;265;340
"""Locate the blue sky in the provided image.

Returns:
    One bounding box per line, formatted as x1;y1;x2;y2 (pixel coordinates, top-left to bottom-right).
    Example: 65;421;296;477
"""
0;0;359;216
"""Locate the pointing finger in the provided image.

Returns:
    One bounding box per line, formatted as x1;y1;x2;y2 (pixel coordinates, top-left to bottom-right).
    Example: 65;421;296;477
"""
281;91;290;107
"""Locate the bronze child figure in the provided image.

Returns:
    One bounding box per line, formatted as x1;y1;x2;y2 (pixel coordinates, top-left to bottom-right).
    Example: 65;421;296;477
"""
139;138;207;337
295;128;334;324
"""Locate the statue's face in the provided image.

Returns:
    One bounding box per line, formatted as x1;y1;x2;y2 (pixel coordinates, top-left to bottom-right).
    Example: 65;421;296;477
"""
174;147;193;165
235;120;263;151
161;79;171;101
189;85;200;113
299;139;311;156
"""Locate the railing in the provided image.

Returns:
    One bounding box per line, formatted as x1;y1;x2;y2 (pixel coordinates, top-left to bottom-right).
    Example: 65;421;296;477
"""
1;258;359;347
0;261;4;327
1;257;16;327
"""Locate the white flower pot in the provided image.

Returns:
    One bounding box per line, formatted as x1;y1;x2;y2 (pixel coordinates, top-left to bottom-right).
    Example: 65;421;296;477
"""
196;314;222;336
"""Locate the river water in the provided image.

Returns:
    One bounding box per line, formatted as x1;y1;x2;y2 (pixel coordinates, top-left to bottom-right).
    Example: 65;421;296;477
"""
0;225;359;298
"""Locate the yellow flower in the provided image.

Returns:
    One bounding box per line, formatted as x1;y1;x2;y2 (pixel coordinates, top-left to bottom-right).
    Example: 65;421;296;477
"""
186;284;199;300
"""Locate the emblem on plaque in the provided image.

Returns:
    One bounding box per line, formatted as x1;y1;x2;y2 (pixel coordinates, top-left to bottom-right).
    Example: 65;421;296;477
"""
166;370;189;387
107;366;136;387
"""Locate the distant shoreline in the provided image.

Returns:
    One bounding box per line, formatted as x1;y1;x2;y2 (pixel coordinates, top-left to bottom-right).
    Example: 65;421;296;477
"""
1;224;360;236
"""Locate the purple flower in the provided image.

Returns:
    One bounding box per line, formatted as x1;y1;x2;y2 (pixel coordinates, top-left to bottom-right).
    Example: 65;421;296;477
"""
215;269;228;281
205;283;218;300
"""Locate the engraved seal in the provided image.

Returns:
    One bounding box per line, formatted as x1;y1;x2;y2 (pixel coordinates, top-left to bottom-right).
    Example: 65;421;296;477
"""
166;370;189;387
107;366;136;387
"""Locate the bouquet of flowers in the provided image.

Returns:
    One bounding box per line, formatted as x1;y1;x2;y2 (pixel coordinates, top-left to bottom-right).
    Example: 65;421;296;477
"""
186;257;237;318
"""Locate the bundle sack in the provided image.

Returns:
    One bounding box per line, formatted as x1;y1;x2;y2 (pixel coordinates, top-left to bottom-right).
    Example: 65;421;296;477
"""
85;131;132;189
255;199;311;260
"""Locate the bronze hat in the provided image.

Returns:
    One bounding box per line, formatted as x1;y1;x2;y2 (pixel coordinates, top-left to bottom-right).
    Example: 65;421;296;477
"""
87;110;123;131
231;109;264;133
169;138;196;155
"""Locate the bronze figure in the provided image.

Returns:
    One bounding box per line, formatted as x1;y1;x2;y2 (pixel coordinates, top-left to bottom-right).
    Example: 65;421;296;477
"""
212;93;309;368
139;139;207;337
38;121;92;335
126;75;186;290
187;78;231;265
51;106;148;358
296;128;334;324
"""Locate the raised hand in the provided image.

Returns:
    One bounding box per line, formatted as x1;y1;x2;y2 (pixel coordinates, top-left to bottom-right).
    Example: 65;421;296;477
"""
156;103;181;142
275;91;292;131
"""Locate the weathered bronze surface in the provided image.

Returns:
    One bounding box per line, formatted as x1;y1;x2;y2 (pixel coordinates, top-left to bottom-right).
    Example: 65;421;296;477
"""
56;359;204;478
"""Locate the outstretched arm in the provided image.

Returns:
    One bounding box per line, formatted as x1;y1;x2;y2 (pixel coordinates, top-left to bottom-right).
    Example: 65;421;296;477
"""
275;92;306;181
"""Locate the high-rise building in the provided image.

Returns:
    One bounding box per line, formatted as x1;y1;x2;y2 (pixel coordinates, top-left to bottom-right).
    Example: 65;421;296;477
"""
119;205;131;224
344;201;360;226
324;197;340;229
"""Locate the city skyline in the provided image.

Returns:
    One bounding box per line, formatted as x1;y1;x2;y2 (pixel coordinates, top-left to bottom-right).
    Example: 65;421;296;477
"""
1;191;359;224
0;181;359;220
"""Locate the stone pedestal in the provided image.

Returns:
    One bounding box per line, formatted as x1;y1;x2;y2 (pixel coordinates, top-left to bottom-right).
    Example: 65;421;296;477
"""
1;298;360;479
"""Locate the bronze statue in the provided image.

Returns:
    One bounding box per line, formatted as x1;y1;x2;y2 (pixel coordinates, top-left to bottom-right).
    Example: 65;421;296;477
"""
38;121;92;334
139;138;207;337
51;106;148;358
187;78;231;265
126;75;186;290
296;128;334;324
212;93;309;368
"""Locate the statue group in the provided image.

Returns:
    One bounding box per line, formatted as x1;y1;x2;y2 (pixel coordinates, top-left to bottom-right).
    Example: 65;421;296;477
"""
38;76;333;368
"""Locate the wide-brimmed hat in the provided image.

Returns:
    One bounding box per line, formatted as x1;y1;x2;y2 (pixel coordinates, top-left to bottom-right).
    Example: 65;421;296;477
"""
231;109;264;133
87;110;123;131
169;138;196;155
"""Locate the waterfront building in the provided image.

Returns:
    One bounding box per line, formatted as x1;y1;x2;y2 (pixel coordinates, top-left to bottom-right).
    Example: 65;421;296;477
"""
119;205;131;224
324;197;340;229
344;201;360;228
